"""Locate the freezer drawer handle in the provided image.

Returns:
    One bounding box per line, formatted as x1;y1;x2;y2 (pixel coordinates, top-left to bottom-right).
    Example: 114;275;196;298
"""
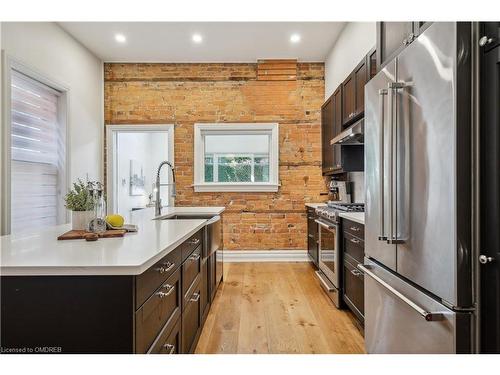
358;264;445;322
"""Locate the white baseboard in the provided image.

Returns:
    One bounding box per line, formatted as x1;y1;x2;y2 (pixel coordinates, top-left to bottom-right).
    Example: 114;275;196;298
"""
222;250;311;263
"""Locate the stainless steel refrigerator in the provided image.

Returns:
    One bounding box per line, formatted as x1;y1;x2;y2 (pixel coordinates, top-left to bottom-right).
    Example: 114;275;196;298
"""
362;22;475;353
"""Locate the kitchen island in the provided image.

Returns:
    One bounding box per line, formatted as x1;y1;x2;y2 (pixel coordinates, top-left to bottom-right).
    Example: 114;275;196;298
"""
0;206;225;354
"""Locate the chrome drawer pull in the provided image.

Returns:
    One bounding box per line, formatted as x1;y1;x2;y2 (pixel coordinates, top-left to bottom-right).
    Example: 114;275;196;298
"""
189;238;200;246
358;264;445;322
189;253;201;261
156;291;168;299
162;261;175;272
350;269;362;277
350;238;361;244
162;283;175;296
163;343;175;354
190;292;200;302
156;266;166;274
349;226;360;232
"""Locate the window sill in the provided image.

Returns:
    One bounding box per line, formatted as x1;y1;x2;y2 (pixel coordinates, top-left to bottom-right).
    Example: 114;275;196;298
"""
193;183;279;193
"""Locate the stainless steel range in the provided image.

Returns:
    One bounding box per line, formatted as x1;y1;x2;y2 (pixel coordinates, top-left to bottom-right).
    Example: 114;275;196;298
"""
315;202;364;307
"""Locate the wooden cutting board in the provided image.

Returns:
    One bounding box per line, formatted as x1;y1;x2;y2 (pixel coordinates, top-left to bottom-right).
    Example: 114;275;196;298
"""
57;229;127;240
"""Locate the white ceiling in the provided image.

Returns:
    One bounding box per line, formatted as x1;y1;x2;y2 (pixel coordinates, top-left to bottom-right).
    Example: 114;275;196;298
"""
58;22;346;62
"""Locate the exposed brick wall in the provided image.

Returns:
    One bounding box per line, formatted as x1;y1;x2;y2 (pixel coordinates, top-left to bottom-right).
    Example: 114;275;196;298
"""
104;62;328;250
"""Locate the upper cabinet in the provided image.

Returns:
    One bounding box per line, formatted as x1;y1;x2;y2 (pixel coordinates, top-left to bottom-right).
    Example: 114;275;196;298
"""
342;54;368;127
332;86;343;170
321;95;335;175
376;22;432;70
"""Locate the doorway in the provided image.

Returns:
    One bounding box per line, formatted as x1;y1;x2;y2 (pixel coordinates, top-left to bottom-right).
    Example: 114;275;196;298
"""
106;125;174;217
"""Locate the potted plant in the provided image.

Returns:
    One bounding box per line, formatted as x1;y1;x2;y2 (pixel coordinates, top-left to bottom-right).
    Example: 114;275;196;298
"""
64;179;95;231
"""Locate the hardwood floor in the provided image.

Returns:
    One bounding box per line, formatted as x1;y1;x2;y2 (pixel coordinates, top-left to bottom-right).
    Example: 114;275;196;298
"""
195;262;365;354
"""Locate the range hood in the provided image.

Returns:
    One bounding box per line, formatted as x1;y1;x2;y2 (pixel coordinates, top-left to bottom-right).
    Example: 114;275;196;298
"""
330;119;364;145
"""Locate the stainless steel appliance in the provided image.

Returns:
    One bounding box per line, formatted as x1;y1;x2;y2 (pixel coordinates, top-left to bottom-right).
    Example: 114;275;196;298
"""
331;118;364;145
363;22;474;353
315;203;365;307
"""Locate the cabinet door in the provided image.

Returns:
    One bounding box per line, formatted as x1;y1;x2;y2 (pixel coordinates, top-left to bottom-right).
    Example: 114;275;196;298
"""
307;209;318;266
376;22;414;70
321;96;335;174
342;73;356;124
332;86;343;169
200;258;209;323
182;280;202;353
354;59;367;118
367;47;377;81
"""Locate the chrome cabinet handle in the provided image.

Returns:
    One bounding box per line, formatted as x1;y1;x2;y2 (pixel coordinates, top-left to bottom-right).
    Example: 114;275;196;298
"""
156;266;166;274
163;343;175;354
351;269;362;276
378;88;387;241
479;255;494;264
358;264;445;322
189;253;201;261
189;238;200;246
479;35;493;47
190;292;200;302
349;226;360;232
161;283;175;296
162;261;175;272
350;238;361;244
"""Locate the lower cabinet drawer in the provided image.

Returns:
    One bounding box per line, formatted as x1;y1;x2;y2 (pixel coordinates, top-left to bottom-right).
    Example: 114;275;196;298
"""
135;246;182;309
343;258;364;321
182;280;202;354
343;232;364;264
148;318;181;354
182;245;202;306
135;268;181;353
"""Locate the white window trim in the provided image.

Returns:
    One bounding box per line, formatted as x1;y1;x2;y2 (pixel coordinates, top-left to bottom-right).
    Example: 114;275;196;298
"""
106;124;175;213
193;123;279;192
1;54;70;235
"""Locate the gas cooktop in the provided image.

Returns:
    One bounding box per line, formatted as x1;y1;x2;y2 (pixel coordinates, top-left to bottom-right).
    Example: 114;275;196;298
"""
316;202;364;222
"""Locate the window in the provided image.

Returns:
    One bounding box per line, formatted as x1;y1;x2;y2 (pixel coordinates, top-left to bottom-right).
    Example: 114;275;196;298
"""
9;70;67;234
194;123;279;192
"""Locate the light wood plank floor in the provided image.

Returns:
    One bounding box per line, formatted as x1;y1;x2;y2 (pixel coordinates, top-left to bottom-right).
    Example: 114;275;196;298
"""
195;262;365;354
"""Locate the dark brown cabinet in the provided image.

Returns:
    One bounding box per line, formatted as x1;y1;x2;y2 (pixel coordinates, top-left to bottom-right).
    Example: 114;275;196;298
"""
367;47;377;81
321;95;335;175
342;219;365;325
306;207;319;266
332;86;343;169
377;22;433;70
182;278;202;353
0;226;222;354
342;73;356;125
342;53;369;127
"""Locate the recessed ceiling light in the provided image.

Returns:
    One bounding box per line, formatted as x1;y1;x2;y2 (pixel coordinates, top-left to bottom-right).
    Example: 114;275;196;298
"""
290;34;301;43
192;34;203;43
114;33;126;43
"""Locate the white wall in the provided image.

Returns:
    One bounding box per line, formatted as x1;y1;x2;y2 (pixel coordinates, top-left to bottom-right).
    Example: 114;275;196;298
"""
116;132;169;216
1;22;103;184
324;22;376;99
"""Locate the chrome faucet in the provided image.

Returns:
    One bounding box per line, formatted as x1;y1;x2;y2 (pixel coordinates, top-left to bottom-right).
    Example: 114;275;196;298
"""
155;161;176;216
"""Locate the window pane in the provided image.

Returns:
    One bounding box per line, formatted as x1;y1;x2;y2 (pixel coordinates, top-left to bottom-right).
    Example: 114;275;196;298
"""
204;154;214;182
203;133;271;183
254;156;270;182
218;156;252;182
10;71;64;234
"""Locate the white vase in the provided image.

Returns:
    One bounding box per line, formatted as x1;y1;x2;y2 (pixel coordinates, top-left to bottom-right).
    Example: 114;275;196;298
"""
71;211;94;231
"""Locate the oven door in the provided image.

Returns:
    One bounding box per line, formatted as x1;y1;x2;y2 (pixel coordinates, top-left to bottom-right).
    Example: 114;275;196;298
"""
316;219;340;288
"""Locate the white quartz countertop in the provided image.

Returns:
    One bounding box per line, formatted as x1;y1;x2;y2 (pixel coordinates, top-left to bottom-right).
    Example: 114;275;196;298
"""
339;212;365;225
0;206;225;276
305;203;327;209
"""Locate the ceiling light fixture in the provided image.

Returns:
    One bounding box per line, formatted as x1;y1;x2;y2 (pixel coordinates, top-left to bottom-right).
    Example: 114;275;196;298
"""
192;34;203;43
114;33;127;43
290;34;301;43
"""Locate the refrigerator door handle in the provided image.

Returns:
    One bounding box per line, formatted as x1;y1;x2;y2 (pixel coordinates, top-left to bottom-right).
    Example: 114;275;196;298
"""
378;88;388;241
358;264;446;322
387;82;395;244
